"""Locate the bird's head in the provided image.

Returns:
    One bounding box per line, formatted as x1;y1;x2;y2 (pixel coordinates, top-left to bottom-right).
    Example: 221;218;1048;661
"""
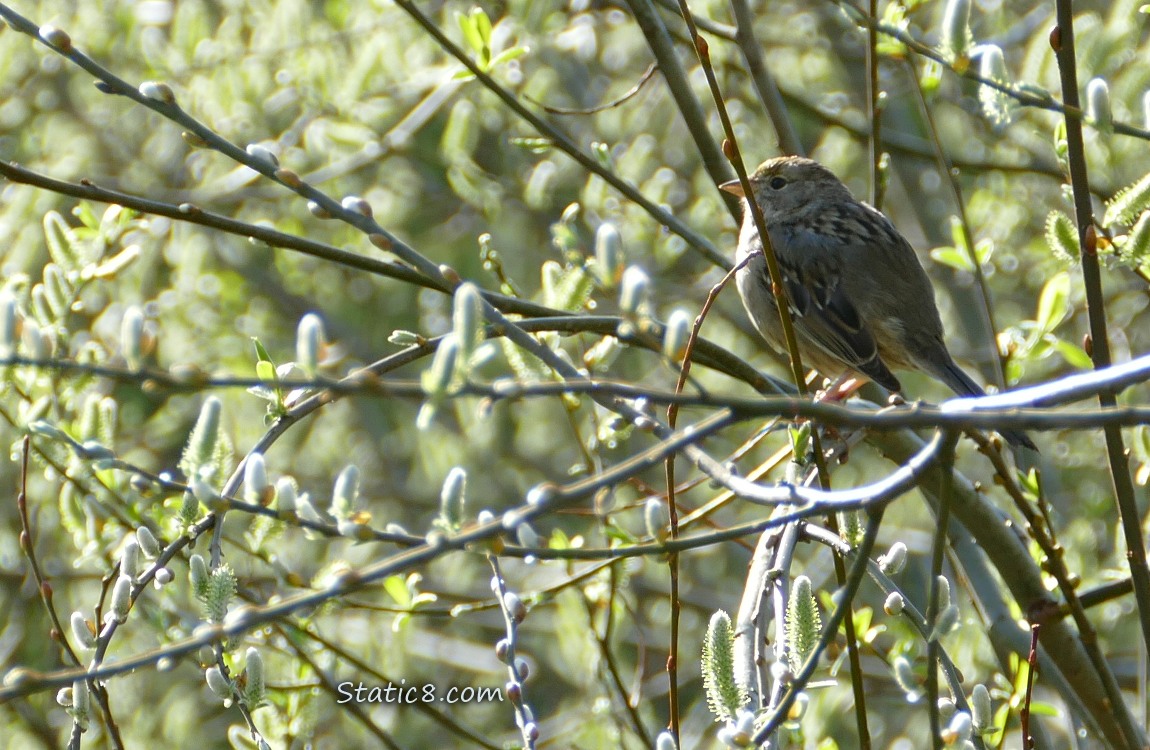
719;156;853;221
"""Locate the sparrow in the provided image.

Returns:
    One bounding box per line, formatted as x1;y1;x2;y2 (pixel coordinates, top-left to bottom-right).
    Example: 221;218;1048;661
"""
721;156;1036;450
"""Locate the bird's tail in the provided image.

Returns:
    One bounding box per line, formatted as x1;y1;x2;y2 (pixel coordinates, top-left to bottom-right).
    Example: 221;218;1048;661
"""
934;359;1038;451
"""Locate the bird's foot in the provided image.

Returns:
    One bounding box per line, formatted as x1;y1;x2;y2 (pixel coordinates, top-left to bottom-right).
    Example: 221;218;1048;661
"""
814;374;864;403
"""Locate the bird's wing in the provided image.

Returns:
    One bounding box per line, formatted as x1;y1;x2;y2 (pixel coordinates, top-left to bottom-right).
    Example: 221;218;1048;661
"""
769;227;902;391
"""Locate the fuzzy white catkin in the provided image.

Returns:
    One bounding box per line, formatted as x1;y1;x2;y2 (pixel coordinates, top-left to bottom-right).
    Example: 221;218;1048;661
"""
274;477;298;513
662;309;692;362
440;467;467;527
594;223;623;288
941;0;972;60
136;526;161;558
296;313;324;375
121;306;144;370
70;612;96;648
0;292;17;357
243;454;268;504
452;283;484;361
205;666;231;699
1086;77;1113;132
618;266;650;318
110;575;132;622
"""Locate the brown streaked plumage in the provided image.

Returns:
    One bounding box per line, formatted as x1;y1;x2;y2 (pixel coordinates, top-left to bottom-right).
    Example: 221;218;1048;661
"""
721;156;1036;450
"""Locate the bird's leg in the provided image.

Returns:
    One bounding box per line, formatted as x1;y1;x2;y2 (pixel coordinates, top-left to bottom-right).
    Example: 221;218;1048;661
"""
813;373;864;403
803;374;866;450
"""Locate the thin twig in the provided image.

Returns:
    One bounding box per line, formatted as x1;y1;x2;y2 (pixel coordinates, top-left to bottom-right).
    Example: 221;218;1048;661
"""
761;522;801;725
389;0;728;268
1051;4;1150;747
525;63;657;115
628;0;743;221
726;0;804;157
925;432;960;749
663;255;753;741
1021;623;1040;749
801;522;984;750
16;436;125;749
833;0;1150;143
866;0;881;209
751;508;885;742
3;348;1150;429
669;0;810;394
902;60;1007;394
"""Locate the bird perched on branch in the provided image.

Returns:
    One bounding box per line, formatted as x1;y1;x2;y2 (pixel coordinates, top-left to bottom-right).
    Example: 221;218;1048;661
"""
720;155;1036;451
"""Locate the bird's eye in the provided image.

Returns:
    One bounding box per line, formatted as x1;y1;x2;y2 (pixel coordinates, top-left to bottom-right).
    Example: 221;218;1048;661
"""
768;176;787;190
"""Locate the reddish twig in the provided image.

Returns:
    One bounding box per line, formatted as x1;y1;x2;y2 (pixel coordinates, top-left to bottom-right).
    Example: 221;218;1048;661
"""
1020;623;1040;749
526;63;657;115
16;436;125;749
663;253;754;742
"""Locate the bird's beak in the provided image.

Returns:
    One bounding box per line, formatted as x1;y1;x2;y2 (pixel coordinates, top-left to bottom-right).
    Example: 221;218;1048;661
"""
718;179;745;198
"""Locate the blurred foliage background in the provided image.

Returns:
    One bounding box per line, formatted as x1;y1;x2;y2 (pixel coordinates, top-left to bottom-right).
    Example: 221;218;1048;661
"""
0;0;1148;747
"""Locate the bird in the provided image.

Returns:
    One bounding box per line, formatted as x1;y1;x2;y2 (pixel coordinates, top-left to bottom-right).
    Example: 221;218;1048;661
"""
720;155;1037;451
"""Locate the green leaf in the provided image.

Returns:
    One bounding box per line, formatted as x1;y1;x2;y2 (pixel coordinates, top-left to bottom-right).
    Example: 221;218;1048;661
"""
1027;335;1054;361
1018;467;1040;497
252;337;273;364
457;10;482;54
930;247;976;272
920;59;943;96
1052;339;1092;369
441;100;479;160
850;606;873;637
509;137;552;154
251;338;285;414
949;215;970;252
383;575;412;608
591;141;613;170
876;3;908;56
245;385;280;404
1052;120;1068;164
974;238;995;265
73;202;99;230
548;528;572;549
1035;271;1070;335
1028;701;1060;717
472;7;492;48
255;360;277;382
88;244;141;280
789;423;812;458
458;7;492;67
489;46;527;68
